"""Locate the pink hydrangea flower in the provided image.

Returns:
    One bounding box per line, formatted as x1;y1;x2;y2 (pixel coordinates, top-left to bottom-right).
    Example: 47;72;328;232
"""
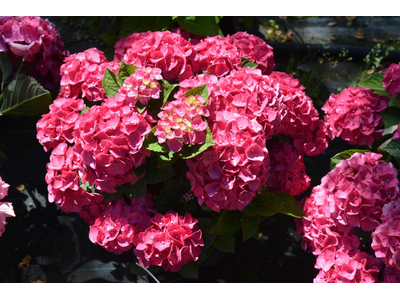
0;201;15;237
116;31;196;81
74;102;152;193
89;196;155;255
186;109;270;212
382;63;400;97
133;211;204;272
383;267;400;282
228;31;275;75
155;95;210;152
113;66;162;107
36;97;86;152
174;74;219;99
0;176;10;200
267;141;310;196
270;71;328;156
60;48;119;101
0;16;67;89
322;87;389;146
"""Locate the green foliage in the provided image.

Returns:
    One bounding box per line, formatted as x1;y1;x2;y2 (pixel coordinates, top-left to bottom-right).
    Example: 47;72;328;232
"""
241;57;258;69
275;192;304;218
117;61;138;85
330;149;369;170
184;84;209;104
143;128;168;153
102;67;120;97
210;210;240;235
382;108;400;129
145;165;175;184
179;125;214;159
243;192;284;217
161;80;179;107
177;16;223;37
179;260;200;279
80;107;89;115
100;32;119;48
0;74;52;116
381;139;400;159
388;95;400;109
0;52;13;84
197;218;217;250
241;213;258;242
358;73;385;93
214;234;235;253
120;177;147;198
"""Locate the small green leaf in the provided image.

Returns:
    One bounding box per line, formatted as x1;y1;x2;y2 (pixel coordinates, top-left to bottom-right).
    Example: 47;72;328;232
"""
214;234;235;253
382;108;400;129
358;73;385;92
117;61;139;85
373;90;391;97
381;139;400;159
162;80;179;107
184;84;209;104
177;16;222;37
275;192;305;218
80;107;89;115
241;57;258;69
178;260;200;279
330;149;369;170
80;180;95;193
210;210;240;235
133;164;147;178
121;177;147;199
143;128;168;153
179;124;214;159
102;67;120;97
241;213;258;242
388;95;400;109
0;74;52;116
100;32;119;48
102;191;122;202
0;52;13;84
197;218;217;250
243;192;284;217
145;165;175;184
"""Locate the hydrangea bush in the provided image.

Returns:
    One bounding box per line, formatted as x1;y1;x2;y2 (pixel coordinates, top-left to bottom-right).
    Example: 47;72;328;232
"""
36;28;327;276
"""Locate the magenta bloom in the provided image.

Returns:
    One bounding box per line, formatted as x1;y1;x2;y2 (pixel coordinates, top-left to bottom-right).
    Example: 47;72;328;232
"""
322;87;389;146
0;16;67;89
0;201;15;237
115;31;196;81
0;176;10;200
267;141;310;196
36;97;86;152
155;95;210;152
60;48;119;101
134;211;204;272
382;63;400;97
89;196;155;255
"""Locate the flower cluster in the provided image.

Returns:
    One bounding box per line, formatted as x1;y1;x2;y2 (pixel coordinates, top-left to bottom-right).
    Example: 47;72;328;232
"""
382;62;400;98
297;152;400;282
155;95;210;152
0;176;15;237
134;212;204;272
322;87;389;146
0;16;67;89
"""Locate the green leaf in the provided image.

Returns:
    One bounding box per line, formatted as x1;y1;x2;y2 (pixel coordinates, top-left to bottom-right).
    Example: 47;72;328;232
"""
102;191;122;202
214;234;235;253
143;128;168;153
275;192;305;218
120;177;147;199
178;260;200;279
330;149;369;170
80;107;89;115
243;192;284;217
0;52;13;84
381;139;400;159
0;74;52;116
162;80;179;107
80;180;95;193
373;90;391;97
117;61;139;85
129;263;160;277
145;165;175;184
120;16;171;33
177;16;222;37
179;124;214;159
210;210;240;235
133;163;147;178
241;213;258;242
358;73;385;92
241;57;258;69
184;84;209;104
100;32;119;48
382;108;400;129
102;67;120;97
388;95;400;109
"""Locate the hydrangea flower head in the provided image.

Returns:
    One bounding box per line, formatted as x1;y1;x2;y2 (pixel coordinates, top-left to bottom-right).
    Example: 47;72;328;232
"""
134;211;204;272
0;176;10;200
322;87;389;146
382;63;400;97
155;95;210;152
0;201;15;237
